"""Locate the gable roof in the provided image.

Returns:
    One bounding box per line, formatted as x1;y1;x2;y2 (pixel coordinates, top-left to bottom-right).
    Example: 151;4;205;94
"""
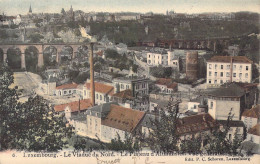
56;83;78;90
248;124;260;136
112;89;134;100
156;78;178;90
102;104;145;133
86;82;114;96
176;114;218;135
54;99;92;112
207;56;252;64
207;84;245;98
242;105;260;118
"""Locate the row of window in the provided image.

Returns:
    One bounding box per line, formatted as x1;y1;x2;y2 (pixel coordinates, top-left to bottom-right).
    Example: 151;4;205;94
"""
209;71;249;78
148;54;168;59
208;64;249;71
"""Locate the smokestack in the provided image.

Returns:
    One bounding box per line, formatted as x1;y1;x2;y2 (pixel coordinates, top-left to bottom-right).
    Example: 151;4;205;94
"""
89;42;95;106
230;57;233;82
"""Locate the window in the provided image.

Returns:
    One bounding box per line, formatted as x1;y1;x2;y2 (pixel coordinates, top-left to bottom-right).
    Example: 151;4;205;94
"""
246;66;249;71
233;65;236;70
209;71;212;76
209;64;212;69
214;80;217;84
64;91;67;94
126;85;129;89
149;55;150;58
136;84;140;89
121;84;124;89
221;65;223;69
100;95;102;100
69;90;71;94
226;65;230;70
245;73;248;78
214;72;217;77
239;73;242;78
209;80;211;84
215;64;217;69
210;102;213;109
226;72;230;77
229;134;232;140
96;94;98;99
220;72;223;77
220;80;223;84
239;65;242;70
73;90;76;93
233;73;236;77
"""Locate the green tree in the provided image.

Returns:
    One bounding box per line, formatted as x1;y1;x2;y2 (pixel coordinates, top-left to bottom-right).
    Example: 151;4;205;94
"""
105;133;140;153
0;64;19;150
204;111;243;155
180;136;202;155
28;33;44;43
105;49;120;59
146;102;180;152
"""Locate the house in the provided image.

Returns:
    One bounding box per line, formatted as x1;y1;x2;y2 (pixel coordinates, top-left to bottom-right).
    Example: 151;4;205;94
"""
55;83;78;96
206;84;245;121
155;78;178;94
246;124;260;144
54;99;92;114
83;81;114;105
112;89;149;111
206;56;252;86
242;105;260;129
101;104;145;142
113;76;149;96
149;97;169;113
70;114;88;137
85;102;145;142
187;98;201;112
45;69;61;79
147;50;168;66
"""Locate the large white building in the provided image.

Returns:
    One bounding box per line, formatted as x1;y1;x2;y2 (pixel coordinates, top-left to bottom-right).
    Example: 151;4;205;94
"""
206;56;252;86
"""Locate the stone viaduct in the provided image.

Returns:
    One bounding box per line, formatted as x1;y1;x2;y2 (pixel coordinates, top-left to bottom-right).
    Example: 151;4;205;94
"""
0;43;86;69
140;37;231;51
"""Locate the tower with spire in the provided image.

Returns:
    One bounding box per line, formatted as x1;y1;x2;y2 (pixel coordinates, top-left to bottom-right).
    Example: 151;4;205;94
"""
28;4;32;15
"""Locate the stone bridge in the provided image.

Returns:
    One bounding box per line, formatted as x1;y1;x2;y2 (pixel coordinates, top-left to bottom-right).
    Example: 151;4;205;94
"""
139;37;232;51
0;43;88;69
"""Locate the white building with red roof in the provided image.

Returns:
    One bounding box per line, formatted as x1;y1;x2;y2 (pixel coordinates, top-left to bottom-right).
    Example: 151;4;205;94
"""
55;83;79;96
83;81;114;105
155;78;178;94
242;104;260;129
206;56;252;86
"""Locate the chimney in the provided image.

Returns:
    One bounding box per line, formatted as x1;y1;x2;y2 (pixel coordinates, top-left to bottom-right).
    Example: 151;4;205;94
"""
230;57;233;82
89;42;95;106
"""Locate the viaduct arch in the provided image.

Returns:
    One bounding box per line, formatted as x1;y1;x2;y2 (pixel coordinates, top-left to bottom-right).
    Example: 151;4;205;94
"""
0;43;84;69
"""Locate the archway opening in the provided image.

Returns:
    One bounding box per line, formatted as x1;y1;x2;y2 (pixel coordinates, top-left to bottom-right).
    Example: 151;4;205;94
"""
43;46;57;67
7;48;21;70
0;49;3;64
60;46;73;63
25;46;39;72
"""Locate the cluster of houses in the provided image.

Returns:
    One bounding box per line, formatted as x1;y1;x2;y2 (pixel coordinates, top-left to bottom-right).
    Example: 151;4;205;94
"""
49;52;259;152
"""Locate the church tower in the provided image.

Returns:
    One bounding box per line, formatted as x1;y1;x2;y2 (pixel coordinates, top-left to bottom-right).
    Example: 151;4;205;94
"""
28;4;32;15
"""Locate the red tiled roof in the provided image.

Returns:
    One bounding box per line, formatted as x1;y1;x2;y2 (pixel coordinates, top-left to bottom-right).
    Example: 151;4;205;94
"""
112;89;134;99
54;99;92;112
56;83;78;90
208;56;252;64
86;82;114;96
242;105;260;118
102;104;145;133
156;78;178;89
176;114;218;135
248;124;260;136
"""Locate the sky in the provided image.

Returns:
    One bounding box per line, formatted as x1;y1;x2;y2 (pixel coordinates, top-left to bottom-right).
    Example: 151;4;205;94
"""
1;0;260;15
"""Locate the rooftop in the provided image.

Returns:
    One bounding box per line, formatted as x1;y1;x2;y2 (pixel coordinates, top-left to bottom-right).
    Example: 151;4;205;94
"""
56;83;78;90
102;104;145;133
86;82;114;96
176;113;218;135
207;56;252;64
112;89;134;100
54;99;92;112
155;78;178;90
206;84;245;98
242;105;260;118
248;123;260;136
